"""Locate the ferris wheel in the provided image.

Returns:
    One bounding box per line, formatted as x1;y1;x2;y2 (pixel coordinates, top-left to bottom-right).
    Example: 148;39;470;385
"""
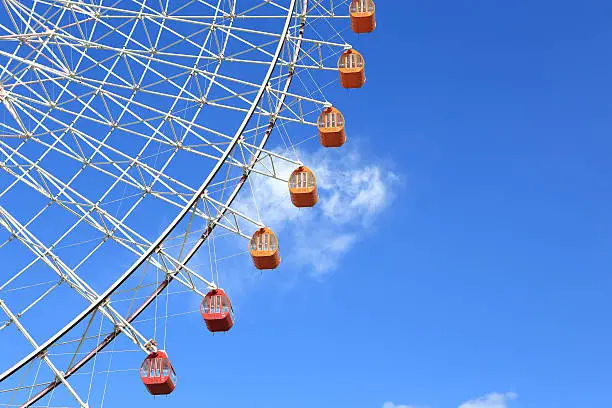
0;0;376;406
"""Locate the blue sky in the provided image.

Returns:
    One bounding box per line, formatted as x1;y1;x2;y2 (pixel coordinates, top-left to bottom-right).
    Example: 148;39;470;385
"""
2;1;612;407
134;2;612;407
202;2;611;407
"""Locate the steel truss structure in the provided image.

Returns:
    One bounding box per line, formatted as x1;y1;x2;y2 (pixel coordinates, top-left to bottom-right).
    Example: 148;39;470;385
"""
0;0;361;406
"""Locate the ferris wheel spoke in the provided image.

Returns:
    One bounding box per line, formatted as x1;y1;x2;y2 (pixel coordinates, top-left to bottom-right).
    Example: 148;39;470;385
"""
9;84;233;163
306;0;351;16
1;130;256;226
0;133;237;289
22;0;154;54
0;281;64;333
263;85;321;126
0;0;23;35
2;14;150;168
17;14;306;86
0;299;89;408
3;74;252;210
0;47;67;86
267;82;330;109
10;0;286;91
0;207;154;352
288;34;349;49
3;41;293;154
0;379;53;396
235;139;301;181
9;69;246;168
0;146;170;267
0;130;261;250
0;151;143;244
0;86;29;137
2;1;86;70
0;40;68;84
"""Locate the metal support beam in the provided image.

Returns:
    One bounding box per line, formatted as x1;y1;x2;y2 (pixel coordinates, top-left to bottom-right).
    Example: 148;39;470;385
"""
0;299;88;408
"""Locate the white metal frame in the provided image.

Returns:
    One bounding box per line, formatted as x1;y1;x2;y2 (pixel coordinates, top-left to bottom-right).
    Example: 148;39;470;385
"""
0;1;356;406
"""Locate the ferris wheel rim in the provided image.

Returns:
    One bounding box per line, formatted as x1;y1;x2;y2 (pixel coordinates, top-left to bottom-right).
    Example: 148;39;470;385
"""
0;0;303;388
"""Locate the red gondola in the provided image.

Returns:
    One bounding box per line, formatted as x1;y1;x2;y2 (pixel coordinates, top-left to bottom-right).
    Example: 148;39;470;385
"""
200;289;234;333
140;350;177;396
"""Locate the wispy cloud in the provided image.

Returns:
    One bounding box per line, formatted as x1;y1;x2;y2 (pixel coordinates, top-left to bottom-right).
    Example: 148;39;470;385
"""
243;147;400;276
381;392;517;408
383;403;418;408
458;392;518;408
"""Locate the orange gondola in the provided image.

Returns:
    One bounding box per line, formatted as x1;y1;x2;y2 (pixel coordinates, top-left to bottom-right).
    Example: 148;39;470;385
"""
200;288;234;333
140;350;177;396
318;106;346;147
289;166;318;208
349;0;376;34
338;49;365;89
249;227;281;270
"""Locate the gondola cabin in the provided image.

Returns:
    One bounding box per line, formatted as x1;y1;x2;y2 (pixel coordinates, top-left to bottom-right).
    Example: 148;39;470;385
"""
140;351;177;396
350;0;376;33
338;49;365;89
318;107;346;147
249;227;281;270
200;289;234;333
289;166;318;208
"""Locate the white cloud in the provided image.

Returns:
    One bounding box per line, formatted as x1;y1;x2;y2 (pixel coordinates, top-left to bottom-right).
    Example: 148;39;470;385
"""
383;402;417;408
292;231;358;275
381;392;517;408
458;392;518;408
240;147;399;276
319;163;396;225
